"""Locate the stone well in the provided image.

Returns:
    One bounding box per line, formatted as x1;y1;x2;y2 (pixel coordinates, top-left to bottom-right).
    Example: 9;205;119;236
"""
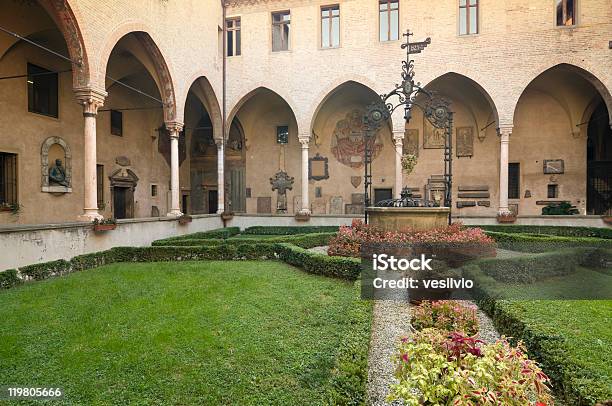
366;207;451;231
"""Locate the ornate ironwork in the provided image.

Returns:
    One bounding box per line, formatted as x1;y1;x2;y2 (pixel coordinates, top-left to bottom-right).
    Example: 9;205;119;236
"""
363;30;454;224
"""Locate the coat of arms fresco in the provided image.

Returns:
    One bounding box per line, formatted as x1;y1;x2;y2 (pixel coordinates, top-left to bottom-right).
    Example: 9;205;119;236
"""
331;109;383;168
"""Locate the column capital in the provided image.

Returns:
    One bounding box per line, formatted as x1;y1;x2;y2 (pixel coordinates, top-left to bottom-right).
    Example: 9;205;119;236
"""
298;135;310;146
74;86;107;116
214;137;224;147
497;125;513;137
392;129;405;141
165;121;184;136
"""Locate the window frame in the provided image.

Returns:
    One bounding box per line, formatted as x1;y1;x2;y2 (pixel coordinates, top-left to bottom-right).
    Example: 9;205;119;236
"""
555;0;577;27
110;109;123;137
226;17;241;57
320;4;340;49
508;162;521;200
0;152;18;208
459;0;479;36
96;164;104;209
378;0;399;42
271;10;291;52
26;62;59;119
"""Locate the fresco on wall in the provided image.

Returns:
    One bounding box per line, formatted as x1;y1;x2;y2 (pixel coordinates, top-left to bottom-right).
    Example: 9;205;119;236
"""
331;109;383;168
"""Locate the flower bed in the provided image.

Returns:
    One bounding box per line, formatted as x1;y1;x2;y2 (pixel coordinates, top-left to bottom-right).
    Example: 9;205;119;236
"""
411;300;479;336
389;328;553;405
328;220;495;258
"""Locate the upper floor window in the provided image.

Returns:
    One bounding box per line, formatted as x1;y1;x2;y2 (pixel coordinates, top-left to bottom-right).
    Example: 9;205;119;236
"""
227;18;241;56
27;63;58;118
379;0;399;42
459;0;478;35
110;110;123;136
0;152;18;208
556;0;576;26
272;11;291;51
321;5;340;48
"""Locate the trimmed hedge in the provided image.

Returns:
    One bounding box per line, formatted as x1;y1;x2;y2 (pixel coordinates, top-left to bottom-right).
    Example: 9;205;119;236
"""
275;243;361;280
327;281;372;405
475;225;612;239
242;226;339;235
473;248;585;283
475;298;612;405
155;227;241;244
152;232;336;249
485;231;611;253
1;241;361;290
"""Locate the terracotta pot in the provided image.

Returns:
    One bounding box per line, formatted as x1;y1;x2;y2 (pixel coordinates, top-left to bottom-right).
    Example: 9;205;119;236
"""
93;224;116;232
178;216;192;225
295;212;311;222
603;216;612;225
220;212;234;221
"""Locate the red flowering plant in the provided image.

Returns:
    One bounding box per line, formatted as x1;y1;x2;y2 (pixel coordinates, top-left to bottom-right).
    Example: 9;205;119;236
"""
327;220;495;259
389;328;554;405
411;300;479;336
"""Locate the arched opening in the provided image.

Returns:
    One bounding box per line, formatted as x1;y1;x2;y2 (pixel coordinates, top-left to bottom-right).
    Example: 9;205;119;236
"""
417;73;499;214
101;32;175;219
230;88;298;214
311;81;392;213
184;77;230;214
0;0;89;224
513;64;611;215
586;100;612;215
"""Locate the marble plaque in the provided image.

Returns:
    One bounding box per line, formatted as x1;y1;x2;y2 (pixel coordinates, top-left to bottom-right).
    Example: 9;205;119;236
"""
330;196;343;214
312;198;327;215
403;129;419;156
257;197;272;214
351;193;365;205
345;204;365;215
423;117;446;149
456;127;474;157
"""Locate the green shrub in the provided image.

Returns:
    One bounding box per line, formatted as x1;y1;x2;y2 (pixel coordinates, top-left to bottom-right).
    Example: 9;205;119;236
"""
485;231;611;253
580;248;612;274
0;269;21;289
474;225;612;239
242;226;339;235
473;249;585;283
327;282;372;405
275;243;361;280
20;259;71;280
152;232;336;249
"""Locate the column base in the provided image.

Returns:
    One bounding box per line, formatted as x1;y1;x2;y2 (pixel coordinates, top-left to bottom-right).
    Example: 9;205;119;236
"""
496;209;516;223
295;209;311;221
78;210;103;222
167;210;183;218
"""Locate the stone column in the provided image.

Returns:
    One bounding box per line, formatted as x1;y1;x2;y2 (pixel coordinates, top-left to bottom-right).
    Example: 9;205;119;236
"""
393;131;405;199
498;126;513;215
298;135;311;215
166;121;184;217
215;138;225;214
75;87;106;221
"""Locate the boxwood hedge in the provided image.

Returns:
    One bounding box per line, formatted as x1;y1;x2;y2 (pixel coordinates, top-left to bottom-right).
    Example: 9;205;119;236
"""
485;231;611;253
475;225;612;239
242;226;339;235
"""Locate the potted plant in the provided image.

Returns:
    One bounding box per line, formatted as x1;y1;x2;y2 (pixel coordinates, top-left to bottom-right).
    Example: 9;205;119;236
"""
0;202;21;215
496;210;516;223
92;218;117;232
178;214;192;225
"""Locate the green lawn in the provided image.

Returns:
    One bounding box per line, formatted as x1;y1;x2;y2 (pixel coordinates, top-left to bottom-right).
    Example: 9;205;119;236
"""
0;261;365;405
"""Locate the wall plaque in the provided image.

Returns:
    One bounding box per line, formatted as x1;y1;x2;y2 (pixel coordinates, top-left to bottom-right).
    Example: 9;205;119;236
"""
403;129;419;156
331;109;383;168
423;117;446;149
308;153;329;181
456;127;474;157
543;160;564;174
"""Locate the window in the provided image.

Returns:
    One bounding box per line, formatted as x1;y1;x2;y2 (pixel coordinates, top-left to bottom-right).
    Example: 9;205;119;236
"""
379;0;399;42
227;18;241;56
276;126;289;144
321;5;340;48
272;11;291;51
110;110;123;136
0;153;17;207
508;163;520;199
27;63;58;118
459;0;478;35
151;184;158;197
547;184;559;198
96;164;104;209
556;0;576;26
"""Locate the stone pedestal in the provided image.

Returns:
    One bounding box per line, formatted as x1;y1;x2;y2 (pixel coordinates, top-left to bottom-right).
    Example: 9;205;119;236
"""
366;207;450;231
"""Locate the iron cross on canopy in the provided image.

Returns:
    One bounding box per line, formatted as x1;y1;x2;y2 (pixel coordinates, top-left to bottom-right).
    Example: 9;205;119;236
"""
401;30;431;57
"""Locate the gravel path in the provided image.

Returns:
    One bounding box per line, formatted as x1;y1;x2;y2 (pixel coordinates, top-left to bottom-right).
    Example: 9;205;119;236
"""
306;245;329;255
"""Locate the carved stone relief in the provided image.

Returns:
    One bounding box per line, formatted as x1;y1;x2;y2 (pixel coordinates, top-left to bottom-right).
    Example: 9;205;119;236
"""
331;109;383;168
456;127;474;157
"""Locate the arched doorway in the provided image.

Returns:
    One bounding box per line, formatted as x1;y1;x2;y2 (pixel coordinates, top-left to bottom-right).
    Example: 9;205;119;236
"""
586;101;612;215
